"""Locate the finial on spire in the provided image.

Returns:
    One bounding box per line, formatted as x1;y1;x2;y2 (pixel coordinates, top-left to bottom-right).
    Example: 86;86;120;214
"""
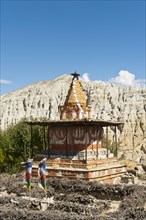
71;70;80;79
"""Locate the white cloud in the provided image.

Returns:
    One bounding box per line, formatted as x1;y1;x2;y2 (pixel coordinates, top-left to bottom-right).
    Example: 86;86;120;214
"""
0;79;12;85
80;72;90;82
110;70;145;87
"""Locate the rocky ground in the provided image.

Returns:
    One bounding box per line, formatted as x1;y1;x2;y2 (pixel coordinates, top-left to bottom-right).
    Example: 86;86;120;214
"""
0;173;146;220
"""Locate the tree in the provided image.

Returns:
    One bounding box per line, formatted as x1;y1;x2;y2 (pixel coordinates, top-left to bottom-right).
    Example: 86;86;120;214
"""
102;135;120;156
0;120;46;173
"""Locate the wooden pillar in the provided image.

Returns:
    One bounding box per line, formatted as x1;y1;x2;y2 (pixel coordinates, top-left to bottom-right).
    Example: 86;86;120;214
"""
85;126;88;163
96;127;99;159
66;126;69;158
30;124;33;158
106;126;108;158
115;126;118;157
43;126;47;151
48;126;50;158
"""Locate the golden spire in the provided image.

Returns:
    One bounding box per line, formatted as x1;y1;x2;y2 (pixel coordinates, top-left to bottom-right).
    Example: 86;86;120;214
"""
59;71;91;120
65;71;86;106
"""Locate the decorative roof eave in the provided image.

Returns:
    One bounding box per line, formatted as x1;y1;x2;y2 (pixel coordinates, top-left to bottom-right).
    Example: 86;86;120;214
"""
25;119;124;127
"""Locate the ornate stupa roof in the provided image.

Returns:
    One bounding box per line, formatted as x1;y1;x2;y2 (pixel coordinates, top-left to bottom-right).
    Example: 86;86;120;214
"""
65;71;86;107
59;71;91;120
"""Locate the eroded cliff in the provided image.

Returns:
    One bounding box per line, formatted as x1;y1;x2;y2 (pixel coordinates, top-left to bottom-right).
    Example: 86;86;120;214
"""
1;74;146;161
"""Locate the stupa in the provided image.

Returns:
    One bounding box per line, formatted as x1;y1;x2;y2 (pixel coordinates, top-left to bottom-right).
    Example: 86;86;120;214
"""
27;72;126;183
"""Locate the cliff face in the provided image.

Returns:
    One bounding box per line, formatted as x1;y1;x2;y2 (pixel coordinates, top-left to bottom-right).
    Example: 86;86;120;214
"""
1;74;146;161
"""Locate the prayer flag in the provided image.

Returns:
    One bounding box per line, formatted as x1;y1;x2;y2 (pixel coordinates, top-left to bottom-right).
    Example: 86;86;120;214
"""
21;159;33;191
38;158;48;191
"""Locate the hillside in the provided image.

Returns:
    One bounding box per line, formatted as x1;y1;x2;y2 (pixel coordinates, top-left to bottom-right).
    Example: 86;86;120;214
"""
0;74;146;161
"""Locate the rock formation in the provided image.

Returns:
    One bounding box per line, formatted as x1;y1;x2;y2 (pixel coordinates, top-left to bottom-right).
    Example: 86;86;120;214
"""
0;74;146;161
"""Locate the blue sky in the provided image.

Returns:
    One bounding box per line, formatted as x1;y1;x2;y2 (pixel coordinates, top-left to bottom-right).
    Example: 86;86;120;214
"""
1;0;145;94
